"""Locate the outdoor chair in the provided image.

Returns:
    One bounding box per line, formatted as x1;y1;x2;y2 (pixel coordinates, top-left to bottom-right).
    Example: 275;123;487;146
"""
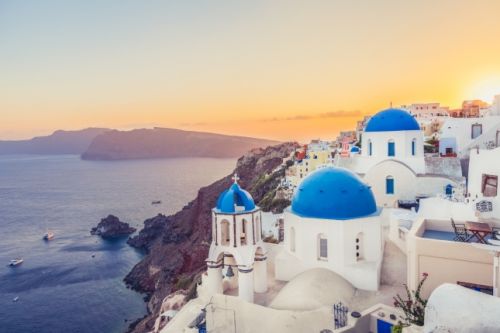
492;227;500;240
451;218;470;242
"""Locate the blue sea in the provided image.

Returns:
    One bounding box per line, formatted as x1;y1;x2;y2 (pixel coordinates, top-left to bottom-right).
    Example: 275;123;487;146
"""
0;155;235;333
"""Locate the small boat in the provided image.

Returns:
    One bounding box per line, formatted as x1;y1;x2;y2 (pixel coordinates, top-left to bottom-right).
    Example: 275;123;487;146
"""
151;200;162;205
9;258;23;267
43;231;55;241
13;296;19;302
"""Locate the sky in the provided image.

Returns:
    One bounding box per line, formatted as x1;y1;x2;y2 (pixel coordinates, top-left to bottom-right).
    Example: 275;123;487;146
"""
2;0;500;141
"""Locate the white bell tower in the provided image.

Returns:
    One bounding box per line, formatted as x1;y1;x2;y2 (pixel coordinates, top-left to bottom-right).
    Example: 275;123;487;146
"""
205;174;268;303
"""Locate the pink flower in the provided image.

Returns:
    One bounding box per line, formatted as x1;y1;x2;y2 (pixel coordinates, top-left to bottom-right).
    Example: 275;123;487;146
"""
422;272;428;277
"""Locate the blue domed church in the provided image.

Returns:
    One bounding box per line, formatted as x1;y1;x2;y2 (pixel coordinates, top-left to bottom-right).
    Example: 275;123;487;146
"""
204;175;268;303
275;167;384;291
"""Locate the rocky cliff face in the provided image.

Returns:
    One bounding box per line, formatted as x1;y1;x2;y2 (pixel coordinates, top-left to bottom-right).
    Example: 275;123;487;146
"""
124;142;297;333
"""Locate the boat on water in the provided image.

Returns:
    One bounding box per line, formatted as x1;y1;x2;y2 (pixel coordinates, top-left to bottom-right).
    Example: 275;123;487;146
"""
13;296;19;302
43;231;55;240
9;258;23;267
151;200;162;205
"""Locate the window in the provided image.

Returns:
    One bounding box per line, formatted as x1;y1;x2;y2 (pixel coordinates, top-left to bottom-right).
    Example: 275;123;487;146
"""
388;140;395;157
411;138;417;156
386;176;395;195
471;123;483;139
221;220;230;246
241;219;249;245
368;140;373;156
290;227;296;252
318;234;328;260
482;174;498;197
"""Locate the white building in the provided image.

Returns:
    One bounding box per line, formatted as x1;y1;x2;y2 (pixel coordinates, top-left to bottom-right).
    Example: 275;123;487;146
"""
439;115;500;158
275;167;384;291
468;146;500;219
204;175;268;303
338;108;463;207
401;102;450;119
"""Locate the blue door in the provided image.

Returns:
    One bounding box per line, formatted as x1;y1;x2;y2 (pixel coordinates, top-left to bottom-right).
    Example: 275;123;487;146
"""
388;142;395;156
377;319;393;333
445;184;453;197
386;177;394;194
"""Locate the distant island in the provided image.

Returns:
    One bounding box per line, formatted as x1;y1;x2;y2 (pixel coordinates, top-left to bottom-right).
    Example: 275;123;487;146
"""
81;127;280;160
0;128;109;155
0;127;280;160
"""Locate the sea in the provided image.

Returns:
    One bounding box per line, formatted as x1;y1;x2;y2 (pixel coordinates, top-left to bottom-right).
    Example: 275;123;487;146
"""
0;155;236;333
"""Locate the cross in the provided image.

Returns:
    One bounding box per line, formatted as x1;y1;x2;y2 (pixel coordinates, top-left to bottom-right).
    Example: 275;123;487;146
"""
232;173;240;183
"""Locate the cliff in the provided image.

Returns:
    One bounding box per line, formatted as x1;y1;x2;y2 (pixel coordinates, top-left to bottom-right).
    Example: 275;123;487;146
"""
81;127;280;160
0;128;109;155
124;142;298;333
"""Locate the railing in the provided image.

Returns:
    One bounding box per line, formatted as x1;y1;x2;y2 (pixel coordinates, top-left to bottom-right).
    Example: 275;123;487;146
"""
333;302;349;329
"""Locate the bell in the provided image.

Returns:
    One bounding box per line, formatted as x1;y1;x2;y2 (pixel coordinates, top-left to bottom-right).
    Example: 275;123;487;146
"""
225;265;235;278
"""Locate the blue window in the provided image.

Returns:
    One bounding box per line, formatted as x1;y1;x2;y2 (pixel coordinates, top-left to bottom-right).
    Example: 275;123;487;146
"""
412;139;416;156
386;176;394;194
388;140;395;157
368;140;372;156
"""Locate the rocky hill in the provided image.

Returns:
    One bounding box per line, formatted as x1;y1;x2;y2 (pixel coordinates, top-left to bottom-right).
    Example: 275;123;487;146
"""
81;127;280;160
0;128;109;155
124;142;298;333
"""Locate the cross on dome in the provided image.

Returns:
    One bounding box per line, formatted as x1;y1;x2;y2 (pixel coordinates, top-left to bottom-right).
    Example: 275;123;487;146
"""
232;173;240;183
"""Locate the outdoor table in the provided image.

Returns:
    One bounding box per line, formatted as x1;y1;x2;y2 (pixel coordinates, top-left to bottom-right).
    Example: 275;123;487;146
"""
465;221;492;244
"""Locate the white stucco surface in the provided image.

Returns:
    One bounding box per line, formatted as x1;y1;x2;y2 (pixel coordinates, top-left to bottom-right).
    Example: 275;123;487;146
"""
425;283;500;333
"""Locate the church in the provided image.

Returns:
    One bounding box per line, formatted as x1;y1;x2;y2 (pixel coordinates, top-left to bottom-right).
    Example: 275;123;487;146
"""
339;108;464;207
274;167;384;291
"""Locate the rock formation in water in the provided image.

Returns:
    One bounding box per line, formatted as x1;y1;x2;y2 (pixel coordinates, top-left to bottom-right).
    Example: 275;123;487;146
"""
91;215;137;239
81;127;281;160
124;142;298;333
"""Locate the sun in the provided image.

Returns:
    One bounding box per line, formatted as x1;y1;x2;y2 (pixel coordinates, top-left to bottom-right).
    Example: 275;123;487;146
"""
466;77;500;103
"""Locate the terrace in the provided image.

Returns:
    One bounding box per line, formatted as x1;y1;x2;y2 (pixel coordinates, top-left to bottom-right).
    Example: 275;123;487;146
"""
407;218;500;298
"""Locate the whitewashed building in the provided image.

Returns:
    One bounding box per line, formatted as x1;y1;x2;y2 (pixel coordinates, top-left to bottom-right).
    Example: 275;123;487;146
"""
338;108;463;207
439;116;500;158
275;167;384;291
204;175;268;303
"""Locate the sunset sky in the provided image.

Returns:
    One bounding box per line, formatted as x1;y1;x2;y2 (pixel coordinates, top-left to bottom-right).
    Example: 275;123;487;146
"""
2;0;500;141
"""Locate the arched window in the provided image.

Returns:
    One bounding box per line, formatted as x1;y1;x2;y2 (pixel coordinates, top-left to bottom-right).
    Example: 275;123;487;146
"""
411;138;417;156
241;219;248;246
255;216;261;242
290;227;296;252
220;220;230;246
317;234;328;260
368;140;373;156
386;176;395;195
355;232;364;261
388;139;395;157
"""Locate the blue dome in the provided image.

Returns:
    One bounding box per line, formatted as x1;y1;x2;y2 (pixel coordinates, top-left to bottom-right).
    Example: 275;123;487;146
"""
216;182;256;213
350;146;360;153
365;108;420;132
291;167;377;220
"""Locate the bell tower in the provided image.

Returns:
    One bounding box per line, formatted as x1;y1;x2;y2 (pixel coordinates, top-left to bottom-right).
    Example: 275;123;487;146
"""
204;174;268;303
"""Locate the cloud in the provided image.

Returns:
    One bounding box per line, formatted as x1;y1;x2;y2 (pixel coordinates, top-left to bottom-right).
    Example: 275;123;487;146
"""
260;110;362;122
178;121;208;127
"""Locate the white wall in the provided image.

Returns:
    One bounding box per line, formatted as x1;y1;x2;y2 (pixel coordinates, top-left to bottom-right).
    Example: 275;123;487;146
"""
275;210;383;291
363;160;418;207
468;147;500;218
359;129;425;174
439;116;500;157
